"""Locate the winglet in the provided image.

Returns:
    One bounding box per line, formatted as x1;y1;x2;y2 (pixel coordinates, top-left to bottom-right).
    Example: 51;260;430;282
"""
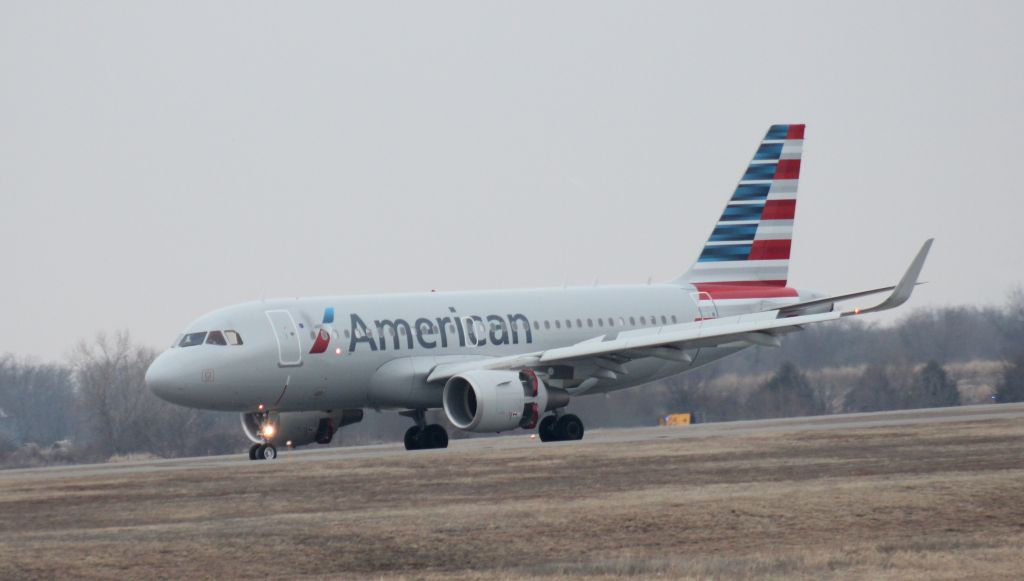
845;239;933;316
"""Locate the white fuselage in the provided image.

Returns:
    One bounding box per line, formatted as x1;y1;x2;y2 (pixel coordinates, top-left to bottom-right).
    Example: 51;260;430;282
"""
145;283;814;414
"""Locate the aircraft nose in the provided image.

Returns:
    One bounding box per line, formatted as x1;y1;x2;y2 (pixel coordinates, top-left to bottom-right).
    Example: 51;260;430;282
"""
145;352;177;402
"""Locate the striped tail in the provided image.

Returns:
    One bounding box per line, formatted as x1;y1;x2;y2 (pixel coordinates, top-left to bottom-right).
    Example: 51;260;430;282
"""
675;124;804;289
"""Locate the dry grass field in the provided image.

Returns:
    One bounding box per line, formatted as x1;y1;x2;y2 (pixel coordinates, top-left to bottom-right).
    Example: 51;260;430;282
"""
1;409;1023;580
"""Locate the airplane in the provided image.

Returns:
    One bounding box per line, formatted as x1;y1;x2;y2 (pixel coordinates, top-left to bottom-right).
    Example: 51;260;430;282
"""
145;124;934;460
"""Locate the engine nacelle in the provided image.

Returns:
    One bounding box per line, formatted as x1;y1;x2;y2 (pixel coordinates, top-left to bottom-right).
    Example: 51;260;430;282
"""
442;369;569;433
241;409;363;448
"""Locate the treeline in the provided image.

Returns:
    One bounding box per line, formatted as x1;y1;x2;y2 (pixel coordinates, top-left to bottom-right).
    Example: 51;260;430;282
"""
573;291;1024;425
0;333;238;467
3;293;1024;467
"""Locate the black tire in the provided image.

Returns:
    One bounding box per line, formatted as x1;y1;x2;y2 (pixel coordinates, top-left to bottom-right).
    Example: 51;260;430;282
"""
249;443;261;460
538;415;558;442
556;414;585;441
262;444;277;460
255;444;267;460
423;424;449;449
404;426;422;451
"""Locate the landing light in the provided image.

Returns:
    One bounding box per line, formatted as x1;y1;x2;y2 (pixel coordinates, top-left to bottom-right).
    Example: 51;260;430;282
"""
261;424;276;438
854;308;862;315
335;347;342;355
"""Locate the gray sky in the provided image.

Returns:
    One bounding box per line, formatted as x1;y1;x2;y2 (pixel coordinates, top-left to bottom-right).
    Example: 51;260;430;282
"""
2;1;1022;361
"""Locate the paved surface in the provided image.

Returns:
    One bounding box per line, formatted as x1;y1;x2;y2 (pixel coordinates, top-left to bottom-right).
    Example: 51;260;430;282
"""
3;402;1021;481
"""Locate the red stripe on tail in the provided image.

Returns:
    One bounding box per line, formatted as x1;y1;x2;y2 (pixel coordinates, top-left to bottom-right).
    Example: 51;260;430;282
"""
693;283;799;299
749;239;792;260
761;199;796;220
786;124;805;140
774;159;800;179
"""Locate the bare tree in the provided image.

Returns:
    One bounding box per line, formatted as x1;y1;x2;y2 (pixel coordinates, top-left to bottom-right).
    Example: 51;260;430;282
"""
72;331;239;459
0;355;76;446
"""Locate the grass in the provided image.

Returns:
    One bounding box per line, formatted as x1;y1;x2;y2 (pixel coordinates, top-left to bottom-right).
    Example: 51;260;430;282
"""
0;413;1022;579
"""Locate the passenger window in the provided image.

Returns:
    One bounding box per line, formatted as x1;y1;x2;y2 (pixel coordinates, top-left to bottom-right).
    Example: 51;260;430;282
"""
224;330;243;345
597;318;603;327
555;321;561;329
629;317;636;326
533;321;540;330
671;315;678;323
544;321;551;330
587;319;593;327
206;331;228;346
661;315;668;325
640;316;646;325
619;317;626;327
179;332;207;347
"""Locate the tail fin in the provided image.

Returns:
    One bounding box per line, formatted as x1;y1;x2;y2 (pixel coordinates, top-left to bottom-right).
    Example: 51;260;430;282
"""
674;124;804;288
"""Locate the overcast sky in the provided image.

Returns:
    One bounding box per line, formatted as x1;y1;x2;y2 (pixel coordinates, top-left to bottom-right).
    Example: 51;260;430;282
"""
2;1;1022;360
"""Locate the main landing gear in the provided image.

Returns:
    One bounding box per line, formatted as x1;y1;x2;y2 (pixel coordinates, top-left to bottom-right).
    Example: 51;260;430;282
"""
401;409;449;451
249;442;277;460
538;413;585;442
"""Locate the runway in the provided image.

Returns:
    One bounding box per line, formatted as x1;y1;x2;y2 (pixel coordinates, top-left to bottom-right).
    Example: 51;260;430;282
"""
2;401;1021;481
2;403;1023;579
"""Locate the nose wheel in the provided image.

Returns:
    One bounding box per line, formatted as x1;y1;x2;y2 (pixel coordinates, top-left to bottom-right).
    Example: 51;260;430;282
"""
248;443;278;460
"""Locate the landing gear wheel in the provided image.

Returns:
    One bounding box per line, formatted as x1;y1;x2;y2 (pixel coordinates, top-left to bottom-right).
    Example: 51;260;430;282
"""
248;443;262;460
262;444;277;460
556;414;585;441
404;426;422;451
422;424;449;449
255;444;266;460
538;415;558;442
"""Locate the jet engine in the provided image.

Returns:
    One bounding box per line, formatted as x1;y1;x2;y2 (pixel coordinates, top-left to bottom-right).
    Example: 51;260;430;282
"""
241;409;363;448
442;369;569;433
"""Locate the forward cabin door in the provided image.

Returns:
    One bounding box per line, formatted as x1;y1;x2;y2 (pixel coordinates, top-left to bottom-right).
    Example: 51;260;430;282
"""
265;310;303;367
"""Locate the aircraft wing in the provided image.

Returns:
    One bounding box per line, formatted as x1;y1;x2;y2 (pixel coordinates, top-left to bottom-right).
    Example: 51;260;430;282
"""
426;239;933;386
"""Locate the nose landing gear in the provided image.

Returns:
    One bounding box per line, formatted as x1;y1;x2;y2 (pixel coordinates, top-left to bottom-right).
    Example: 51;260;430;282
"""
249;443;278;460
400;409;449;451
248;410;278;461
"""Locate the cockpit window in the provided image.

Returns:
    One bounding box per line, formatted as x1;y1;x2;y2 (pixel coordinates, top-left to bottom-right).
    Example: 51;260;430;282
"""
225;330;243;345
178;332;207;347
206;331;228;346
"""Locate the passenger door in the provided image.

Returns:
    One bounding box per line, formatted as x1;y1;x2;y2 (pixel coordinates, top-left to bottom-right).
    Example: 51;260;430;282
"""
691;291;720;321
265;310;302;367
